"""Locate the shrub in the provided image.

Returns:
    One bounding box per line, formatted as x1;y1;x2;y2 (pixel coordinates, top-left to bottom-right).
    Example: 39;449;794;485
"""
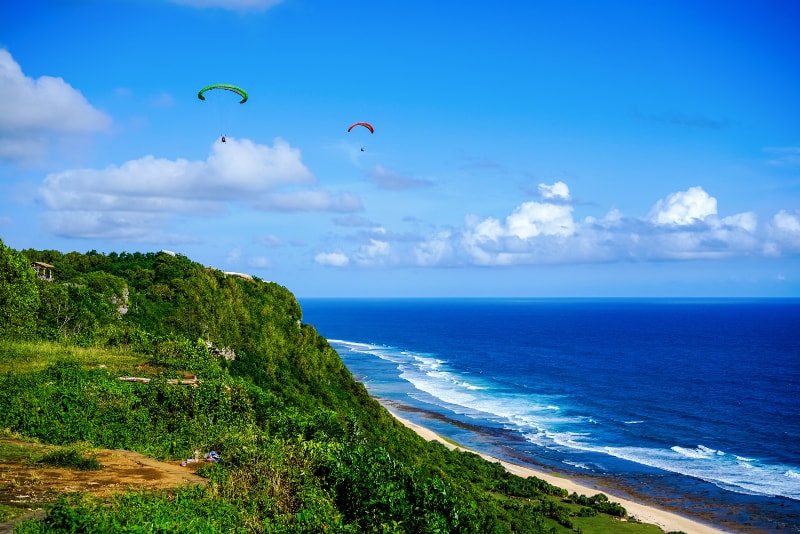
37;448;102;471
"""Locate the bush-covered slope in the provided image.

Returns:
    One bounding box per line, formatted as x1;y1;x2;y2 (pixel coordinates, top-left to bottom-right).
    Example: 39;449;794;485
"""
0;239;662;533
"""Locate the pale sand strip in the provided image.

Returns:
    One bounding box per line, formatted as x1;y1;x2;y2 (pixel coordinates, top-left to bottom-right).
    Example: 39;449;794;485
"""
389;410;731;534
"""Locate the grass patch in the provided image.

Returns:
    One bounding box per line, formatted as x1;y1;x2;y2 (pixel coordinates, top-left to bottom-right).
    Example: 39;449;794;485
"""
0;340;142;375
0;432;43;463
0;503;22;523
36;449;102;471
571;513;666;534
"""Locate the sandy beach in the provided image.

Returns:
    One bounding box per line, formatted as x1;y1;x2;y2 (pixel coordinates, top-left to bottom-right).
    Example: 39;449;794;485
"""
387;408;732;534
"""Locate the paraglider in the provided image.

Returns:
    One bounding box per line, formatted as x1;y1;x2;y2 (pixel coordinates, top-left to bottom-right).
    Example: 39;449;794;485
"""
348;122;373;151
197;84;248;104
198;84;248;143
347;122;374;134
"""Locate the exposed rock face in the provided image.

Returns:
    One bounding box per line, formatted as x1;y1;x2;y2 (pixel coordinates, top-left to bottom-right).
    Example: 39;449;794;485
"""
205;341;236;361
109;287;130;314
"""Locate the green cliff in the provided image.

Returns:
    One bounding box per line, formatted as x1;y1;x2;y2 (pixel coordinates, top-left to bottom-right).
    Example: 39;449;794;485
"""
0;239;665;534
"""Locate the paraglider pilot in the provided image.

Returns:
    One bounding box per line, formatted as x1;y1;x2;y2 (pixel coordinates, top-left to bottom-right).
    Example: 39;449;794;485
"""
221;135;226;143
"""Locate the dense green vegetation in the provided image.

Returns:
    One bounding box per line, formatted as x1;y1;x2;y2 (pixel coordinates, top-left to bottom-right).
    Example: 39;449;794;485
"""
0;238;670;533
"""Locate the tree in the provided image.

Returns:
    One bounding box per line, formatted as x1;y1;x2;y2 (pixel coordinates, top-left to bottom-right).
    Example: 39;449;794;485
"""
0;239;40;339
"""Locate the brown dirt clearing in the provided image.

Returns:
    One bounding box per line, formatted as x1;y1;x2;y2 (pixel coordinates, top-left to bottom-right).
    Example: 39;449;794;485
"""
0;437;207;513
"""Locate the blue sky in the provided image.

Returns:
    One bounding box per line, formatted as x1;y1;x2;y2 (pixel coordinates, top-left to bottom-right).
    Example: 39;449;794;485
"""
1;0;798;297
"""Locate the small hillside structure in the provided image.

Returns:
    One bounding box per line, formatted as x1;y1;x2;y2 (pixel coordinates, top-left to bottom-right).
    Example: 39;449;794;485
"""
31;261;55;282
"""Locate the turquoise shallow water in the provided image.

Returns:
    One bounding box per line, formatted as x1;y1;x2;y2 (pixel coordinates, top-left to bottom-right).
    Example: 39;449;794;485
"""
301;298;800;533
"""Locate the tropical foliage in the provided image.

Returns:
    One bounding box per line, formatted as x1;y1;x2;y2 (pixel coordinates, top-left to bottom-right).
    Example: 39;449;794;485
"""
0;238;662;533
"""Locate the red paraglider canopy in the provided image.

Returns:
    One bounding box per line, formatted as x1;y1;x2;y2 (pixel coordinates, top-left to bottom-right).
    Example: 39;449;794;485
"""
347;122;374;134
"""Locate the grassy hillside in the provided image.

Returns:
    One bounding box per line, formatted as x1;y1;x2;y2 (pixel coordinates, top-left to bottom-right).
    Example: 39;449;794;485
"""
0;240;672;533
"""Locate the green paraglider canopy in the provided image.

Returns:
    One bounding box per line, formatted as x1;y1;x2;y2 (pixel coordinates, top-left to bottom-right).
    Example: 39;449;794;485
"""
197;84;248;104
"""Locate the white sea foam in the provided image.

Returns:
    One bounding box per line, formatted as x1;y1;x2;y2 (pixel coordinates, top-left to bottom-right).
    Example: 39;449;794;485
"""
334;339;566;428
563;460;594;471
330;338;800;502
330;340;381;351
521;429;571;450
602;444;800;501
672;445;722;459
416;362;800;499
394;352;581;440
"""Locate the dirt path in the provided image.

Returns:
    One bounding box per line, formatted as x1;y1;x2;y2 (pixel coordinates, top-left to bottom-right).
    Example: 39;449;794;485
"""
0;438;208;531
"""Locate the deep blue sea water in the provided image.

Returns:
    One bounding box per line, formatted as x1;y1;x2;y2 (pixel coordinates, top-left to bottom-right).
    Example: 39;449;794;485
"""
300;298;800;533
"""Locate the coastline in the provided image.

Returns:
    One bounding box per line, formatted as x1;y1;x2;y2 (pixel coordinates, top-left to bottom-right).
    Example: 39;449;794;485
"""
385;406;731;534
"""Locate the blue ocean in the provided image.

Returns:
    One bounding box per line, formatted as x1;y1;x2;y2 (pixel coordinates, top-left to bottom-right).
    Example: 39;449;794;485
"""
300;298;800;533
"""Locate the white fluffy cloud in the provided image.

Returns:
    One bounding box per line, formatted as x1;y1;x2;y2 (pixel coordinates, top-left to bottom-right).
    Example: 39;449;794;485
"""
467;201;574;243
314;251;350;267
352;239;392;267
771;210;800;233
764;210;800;256
719;212;757;233
315;183;793;268
0;49;110;163
315;235;394;269
647;186;717;225
538;181;570;201
40;138;314;209
38;137;361;240
506;202;575;238
452;198;577;265
414;230;454;266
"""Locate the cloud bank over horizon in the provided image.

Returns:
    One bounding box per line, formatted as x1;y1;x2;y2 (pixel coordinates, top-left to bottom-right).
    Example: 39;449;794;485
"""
314;182;800;269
